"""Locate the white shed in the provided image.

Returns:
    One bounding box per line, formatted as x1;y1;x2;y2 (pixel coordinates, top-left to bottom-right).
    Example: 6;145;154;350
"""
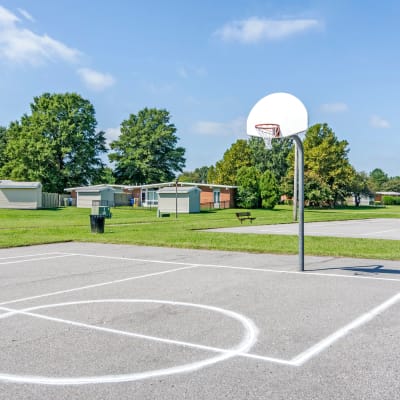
0;180;42;209
75;186;116;208
157;186;201;214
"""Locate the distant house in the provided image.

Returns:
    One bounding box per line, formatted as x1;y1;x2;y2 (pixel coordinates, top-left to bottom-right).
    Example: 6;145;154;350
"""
0;180;42;209
126;182;237;209
65;185;119;208
64;182;237;209
346;193;375;206
375;191;400;202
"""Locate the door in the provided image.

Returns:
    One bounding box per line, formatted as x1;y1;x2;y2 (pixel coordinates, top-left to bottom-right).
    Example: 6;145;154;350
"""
213;189;220;208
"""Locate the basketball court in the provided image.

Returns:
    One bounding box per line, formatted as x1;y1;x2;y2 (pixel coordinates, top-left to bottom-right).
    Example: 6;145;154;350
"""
208;218;400;240
0;242;399;399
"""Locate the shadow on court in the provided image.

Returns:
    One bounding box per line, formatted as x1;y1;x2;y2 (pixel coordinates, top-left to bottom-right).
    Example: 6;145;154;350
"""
309;264;400;275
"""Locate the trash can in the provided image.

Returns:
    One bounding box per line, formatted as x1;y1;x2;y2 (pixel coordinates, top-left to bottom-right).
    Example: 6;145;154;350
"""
90;215;105;233
130;198;134;206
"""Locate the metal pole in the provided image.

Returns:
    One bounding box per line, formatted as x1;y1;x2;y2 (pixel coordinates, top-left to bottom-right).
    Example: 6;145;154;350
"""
293;141;298;221
175;179;178;219
291;135;304;271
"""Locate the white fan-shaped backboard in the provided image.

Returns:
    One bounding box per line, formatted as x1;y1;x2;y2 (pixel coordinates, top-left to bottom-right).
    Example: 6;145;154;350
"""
247;92;308;138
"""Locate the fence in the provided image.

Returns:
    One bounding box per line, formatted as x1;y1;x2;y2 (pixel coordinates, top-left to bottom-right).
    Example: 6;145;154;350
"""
41;193;71;208
200;201;230;210
114;193;132;207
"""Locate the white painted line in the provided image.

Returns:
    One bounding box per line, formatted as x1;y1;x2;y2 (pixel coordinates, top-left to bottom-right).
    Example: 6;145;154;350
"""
200;264;400;283
56;252;400;283
0;251;398;311
0;254;75;266
239;352;295;366
0;301;255;356
290;291;400;366
0;266;197;307
0;299;258;385
0;252;62;261
0;302;292;366
59;252;207;267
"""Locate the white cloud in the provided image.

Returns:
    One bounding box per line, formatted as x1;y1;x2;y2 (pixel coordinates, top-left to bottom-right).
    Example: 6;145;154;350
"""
320;102;348;113
193;117;245;137
0;5;80;65
17;8;35;22
0;5;116;92
370;115;390;129
105;127;121;145
0;5;19;26
77;68;116;91
215;17;321;43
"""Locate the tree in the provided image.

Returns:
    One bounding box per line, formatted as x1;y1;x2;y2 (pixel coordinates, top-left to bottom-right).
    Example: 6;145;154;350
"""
109;108;185;184
178;166;209;183
195;166;209;183
259;170;279;209
209;140;252;185
248;136;292;184
368;168;389;192
0;93;106;192
207;165;217;183
351;171;371;196
92;167;116;185
350;171;372;206
236;166;260;208
178;171;198;182
285;123;355;207
381;176;400;192
0;126;7;171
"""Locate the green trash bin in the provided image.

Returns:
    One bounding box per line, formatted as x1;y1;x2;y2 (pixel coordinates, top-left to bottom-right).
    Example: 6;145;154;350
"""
90;215;105;233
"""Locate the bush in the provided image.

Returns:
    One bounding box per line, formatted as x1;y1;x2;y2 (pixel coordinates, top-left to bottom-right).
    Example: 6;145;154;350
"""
236;166;260;209
382;196;400;205
259;170;279;209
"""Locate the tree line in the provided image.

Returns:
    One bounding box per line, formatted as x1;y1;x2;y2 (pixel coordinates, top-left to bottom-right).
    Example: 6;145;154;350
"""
0;93;185;192
0;92;398;208
184;124;400;208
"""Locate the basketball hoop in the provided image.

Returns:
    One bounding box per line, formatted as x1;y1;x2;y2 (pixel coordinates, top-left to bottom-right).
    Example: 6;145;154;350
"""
254;123;281;149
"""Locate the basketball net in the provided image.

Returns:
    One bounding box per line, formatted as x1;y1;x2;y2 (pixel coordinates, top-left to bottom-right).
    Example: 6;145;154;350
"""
254;123;281;149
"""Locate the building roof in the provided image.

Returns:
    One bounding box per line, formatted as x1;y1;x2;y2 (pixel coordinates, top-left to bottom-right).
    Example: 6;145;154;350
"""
376;191;400;196
74;185;116;193
0;180;41;189
65;184;123;193
65;182;237;192
158;186;201;194
127;182;237;190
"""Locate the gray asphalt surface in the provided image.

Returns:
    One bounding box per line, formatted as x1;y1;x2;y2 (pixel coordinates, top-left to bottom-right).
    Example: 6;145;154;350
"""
208;218;400;240
0;242;399;399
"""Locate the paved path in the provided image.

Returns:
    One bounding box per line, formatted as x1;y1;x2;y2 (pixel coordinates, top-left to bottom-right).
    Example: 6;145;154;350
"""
208;218;400;240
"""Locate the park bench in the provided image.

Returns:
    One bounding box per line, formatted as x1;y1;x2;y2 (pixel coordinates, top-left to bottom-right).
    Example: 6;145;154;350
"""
157;209;170;218
235;212;256;224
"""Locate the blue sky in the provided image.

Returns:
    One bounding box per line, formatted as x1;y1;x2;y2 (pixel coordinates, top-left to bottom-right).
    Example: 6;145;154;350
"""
0;0;398;176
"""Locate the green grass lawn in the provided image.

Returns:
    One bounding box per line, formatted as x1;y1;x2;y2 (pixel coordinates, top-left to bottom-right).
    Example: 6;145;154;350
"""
1;205;399;260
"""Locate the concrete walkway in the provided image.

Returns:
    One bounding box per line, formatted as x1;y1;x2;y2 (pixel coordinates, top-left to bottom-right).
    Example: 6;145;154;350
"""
207;218;400;240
